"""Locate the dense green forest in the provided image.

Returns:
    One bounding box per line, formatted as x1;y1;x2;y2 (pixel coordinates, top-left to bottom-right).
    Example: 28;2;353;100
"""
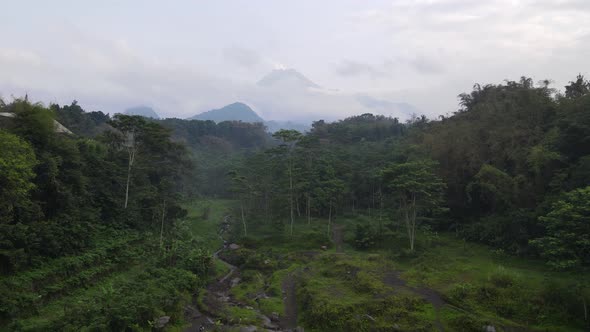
1;75;589;331
233;76;590;263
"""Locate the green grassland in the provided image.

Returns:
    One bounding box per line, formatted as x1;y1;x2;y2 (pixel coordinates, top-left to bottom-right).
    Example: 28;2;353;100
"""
203;201;589;332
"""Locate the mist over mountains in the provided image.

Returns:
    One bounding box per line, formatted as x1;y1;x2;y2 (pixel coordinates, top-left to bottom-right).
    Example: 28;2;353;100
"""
117;69;415;132
188;101;310;133
115;68;418;129
189;102;263;123
123;106;160;119
239;68;419;123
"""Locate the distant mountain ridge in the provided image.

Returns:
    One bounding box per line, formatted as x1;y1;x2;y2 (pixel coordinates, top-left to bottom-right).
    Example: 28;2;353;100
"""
188;102;310;133
189;102;264;123
124;106;160;119
257;68;320;89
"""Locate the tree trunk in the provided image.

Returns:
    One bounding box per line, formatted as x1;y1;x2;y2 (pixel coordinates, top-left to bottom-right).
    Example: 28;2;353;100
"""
241;199;247;237
124;140;136;209
159;201;166;250
264;190;270;224
408;193;417;252
307;194;311;225
327;200;332;237
379;190;383;233
296;196;301;217
403;199;412;251
289;160;294;236
583;296;588;322
370;190;375;217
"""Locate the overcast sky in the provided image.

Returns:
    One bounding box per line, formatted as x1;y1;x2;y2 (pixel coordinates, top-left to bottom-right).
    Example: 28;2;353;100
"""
1;0;589;121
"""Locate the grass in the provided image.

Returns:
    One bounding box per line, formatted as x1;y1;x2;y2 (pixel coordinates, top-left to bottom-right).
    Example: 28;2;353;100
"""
17;266;146;330
180;202;589;331
223;306;260;325
182;199;235;252
390;234;589;331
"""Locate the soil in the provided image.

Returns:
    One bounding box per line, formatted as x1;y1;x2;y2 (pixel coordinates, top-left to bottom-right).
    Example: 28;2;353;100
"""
280;274;298;330
184;216;281;331
382;271;445;332
332;224;344;253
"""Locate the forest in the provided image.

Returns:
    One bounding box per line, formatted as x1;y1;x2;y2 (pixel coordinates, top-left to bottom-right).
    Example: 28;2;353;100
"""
1;75;589;331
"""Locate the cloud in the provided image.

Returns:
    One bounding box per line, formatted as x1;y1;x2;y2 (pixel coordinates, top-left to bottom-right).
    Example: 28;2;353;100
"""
335;60;389;78
355;94;418;117
335;55;443;79
1;1;589;121
223;46;262;68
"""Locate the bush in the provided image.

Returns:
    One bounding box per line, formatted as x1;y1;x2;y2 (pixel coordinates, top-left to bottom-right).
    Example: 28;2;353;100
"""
353;223;380;250
447;282;475;302
488;266;519;288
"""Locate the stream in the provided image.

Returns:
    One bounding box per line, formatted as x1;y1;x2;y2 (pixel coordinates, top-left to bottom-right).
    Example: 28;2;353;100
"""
183;216;287;332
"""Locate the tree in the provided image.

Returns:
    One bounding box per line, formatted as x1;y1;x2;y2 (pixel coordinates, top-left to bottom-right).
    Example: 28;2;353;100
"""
313;161;345;238
11;100;56;148
0;131;38;223
530;186;590;270
272;129;302;236
466;164;516;214
228;170;251;237
381;160;445;252
107;115;148;209
296;135;321;225
564;74;590;99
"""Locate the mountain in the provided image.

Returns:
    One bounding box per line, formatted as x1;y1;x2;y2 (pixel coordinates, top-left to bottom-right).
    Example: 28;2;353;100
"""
257;68;320;89
124;106;160;119
189;102;264;123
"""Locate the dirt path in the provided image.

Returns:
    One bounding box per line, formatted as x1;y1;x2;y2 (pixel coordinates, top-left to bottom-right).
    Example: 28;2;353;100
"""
280;274;297;330
332;224;344;253
383;271;445;332
184;215;281;332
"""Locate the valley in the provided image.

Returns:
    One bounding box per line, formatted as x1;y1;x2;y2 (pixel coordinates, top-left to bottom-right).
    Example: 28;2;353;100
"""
180;199;586;331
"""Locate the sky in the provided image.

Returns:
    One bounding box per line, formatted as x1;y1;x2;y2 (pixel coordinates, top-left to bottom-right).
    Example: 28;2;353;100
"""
1;0;589;122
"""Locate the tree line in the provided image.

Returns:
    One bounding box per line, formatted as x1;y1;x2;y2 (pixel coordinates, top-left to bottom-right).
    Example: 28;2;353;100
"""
229;75;590;270
0;99;191;274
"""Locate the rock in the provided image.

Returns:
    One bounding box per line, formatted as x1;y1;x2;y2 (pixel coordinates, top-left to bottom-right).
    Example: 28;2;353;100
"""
270;312;280;322
320;245;328;250
184;305;201;319
229;243;240;250
245;305;254;310
254;292;269;300
230;277;241;288
294;327;305;332
260;314;278;329
217;295;230;302
483;326;496;332
154;316;170;329
239;326;257;332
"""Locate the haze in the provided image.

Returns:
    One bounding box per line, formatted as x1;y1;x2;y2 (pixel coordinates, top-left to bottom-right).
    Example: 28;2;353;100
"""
1;0;588;122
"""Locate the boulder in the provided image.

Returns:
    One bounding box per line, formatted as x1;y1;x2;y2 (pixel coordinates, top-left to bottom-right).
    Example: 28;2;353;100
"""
184;305;202;319
229;243;241;250
270;312;280;322
320;245;328;250
230;277;241;288
239;326;257;332
154;316;170;329
483;326;496;332
260;314;278;329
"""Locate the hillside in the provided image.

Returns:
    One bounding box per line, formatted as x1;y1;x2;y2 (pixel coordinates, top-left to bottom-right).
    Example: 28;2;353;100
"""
257;68;320;89
124;106;160;119
189;102;263;123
